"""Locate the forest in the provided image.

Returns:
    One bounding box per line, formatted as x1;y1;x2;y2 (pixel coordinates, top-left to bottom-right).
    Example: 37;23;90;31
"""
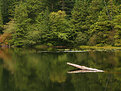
0;0;121;47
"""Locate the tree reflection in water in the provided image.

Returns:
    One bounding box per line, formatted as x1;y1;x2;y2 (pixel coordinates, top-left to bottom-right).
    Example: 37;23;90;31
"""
0;48;121;91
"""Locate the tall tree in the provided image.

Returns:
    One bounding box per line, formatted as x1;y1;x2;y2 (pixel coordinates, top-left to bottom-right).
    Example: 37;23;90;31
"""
49;10;70;46
12;0;47;46
43;0;59;11
113;13;121;46
57;0;75;16
24;8;50;46
87;0;103;28
87;0;103;45
13;2;30;47
0;0;3;33
89;0;120;46
1;0;10;24
70;0;89;45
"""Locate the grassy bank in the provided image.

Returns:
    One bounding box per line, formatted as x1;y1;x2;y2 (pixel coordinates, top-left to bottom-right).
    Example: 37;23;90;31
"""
34;45;121;49
79;46;121;50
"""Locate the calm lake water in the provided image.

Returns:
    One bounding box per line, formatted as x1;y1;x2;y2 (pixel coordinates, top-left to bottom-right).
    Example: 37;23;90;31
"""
0;48;121;91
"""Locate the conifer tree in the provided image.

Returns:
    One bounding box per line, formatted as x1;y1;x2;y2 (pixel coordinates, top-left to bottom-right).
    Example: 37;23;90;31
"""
0;0;121;47
71;0;89;45
0;0;3;33
49;10;70;46
113;14;121;46
24;8;50;46
13;2;30;47
43;0;59;11
57;0;75;16
1;0;11;24
89;0;120;46
13;0;47;46
87;0;103;27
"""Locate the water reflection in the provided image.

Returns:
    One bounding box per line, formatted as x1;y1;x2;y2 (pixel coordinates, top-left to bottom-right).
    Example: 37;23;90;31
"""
0;48;121;91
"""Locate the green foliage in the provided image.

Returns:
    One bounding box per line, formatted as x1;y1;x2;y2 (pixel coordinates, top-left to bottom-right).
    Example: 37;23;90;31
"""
13;3;31;47
70;0;89;45
0;0;3;33
0;0;121;47
88;0;120;46
4;19;16;34
74;32;88;45
87;0;103;27
49;10;70;46
57;0;75;16
23;8;50;46
0;0;11;24
71;0;89;32
12;0;46;47
113;14;121;46
43;0;59;11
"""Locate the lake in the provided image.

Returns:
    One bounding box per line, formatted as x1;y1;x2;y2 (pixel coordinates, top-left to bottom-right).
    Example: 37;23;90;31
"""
0;48;121;91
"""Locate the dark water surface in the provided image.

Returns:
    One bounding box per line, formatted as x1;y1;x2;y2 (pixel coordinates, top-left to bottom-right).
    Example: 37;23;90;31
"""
0;48;121;91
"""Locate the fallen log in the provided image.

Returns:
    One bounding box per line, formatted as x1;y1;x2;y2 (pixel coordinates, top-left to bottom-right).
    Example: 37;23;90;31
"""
68;70;102;73
67;62;104;72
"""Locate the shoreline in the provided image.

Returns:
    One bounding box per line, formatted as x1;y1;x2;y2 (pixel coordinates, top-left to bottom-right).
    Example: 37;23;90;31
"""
1;45;121;51
79;46;121;50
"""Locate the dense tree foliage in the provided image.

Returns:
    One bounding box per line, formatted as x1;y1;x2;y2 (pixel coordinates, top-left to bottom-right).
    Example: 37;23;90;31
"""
0;0;121;47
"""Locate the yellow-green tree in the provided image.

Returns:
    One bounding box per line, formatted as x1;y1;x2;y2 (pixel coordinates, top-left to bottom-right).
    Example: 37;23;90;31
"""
49;10;70;46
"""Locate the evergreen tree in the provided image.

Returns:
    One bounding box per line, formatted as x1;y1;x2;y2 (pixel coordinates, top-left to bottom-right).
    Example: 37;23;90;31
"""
1;0;10;24
12;0;47;46
49;10;70;46
89;0;120;46
0;0;121;47
57;0;75;16
70;0;89;45
8;0;19;17
0;0;3;33
71;0;89;32
24;8;50;46
0;0;17;24
87;0;103;45
25;0;45;22
13;2;30;47
43;0;59;11
113;14;121;46
87;0;103;27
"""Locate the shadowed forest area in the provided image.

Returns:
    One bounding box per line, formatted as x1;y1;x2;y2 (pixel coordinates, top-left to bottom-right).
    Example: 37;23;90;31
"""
0;0;121;47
